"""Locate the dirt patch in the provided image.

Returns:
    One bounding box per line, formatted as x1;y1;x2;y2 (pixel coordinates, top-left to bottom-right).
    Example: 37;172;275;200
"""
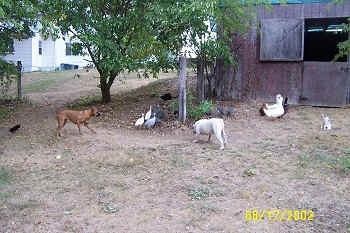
0;70;349;233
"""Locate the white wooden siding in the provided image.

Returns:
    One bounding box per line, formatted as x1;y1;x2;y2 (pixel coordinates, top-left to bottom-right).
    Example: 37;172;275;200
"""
2;34;90;72
2;39;33;72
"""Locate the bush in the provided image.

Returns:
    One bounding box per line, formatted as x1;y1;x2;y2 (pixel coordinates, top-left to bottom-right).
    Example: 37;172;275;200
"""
0;60;18;99
169;92;213;120
189;99;213;120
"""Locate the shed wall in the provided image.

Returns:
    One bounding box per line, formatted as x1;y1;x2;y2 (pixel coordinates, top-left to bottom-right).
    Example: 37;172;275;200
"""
239;2;350;105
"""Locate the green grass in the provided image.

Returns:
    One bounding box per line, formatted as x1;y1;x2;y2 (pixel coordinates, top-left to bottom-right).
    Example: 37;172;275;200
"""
22;71;75;94
71;95;100;108
0;108;10;120
296;150;350;175
23;78;58;93
188;187;212;200
340;149;350;171
0;167;12;186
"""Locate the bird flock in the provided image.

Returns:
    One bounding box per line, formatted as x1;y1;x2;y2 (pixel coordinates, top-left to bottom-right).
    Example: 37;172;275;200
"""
134;93;333;136
134;104;166;129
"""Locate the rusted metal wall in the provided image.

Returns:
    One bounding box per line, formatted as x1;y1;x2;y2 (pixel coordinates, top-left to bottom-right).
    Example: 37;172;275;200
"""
239;2;350;105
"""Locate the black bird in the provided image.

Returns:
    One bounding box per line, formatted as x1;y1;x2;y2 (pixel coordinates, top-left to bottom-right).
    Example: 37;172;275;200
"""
283;96;289;112
279;96;289;118
9;124;21;133
160;93;174;101
259;106;266;116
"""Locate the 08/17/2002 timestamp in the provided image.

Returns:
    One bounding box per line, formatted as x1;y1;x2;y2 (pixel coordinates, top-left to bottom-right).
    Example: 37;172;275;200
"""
245;209;314;221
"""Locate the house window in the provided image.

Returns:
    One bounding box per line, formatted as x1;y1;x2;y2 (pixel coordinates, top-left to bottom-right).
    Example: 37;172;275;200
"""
66;42;72;56
304;17;348;62
38;40;43;55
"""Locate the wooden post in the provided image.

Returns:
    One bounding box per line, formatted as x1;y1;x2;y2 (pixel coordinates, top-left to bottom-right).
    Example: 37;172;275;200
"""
17;60;22;99
178;55;187;123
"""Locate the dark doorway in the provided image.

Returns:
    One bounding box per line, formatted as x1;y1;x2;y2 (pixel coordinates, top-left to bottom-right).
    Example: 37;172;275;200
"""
304;17;348;62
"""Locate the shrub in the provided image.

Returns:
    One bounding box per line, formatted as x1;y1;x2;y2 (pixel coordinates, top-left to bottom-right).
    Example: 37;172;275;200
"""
0;60;18;99
169;92;213;120
189;100;213;120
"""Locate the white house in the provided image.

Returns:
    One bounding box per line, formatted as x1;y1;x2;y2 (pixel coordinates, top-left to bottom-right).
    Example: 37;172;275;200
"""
2;33;91;72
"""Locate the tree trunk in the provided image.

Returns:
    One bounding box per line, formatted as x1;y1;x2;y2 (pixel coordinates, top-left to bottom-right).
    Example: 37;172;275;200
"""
213;33;243;100
196;58;205;102
178;55;187;123
99;71;117;103
214;62;236;100
100;82;111;103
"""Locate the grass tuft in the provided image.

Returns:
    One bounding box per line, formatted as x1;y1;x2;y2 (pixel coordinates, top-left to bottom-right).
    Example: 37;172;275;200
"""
188;187;212;200
0;167;12;186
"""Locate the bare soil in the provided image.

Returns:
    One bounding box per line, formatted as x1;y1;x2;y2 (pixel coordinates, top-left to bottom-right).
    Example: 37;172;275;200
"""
0;70;349;233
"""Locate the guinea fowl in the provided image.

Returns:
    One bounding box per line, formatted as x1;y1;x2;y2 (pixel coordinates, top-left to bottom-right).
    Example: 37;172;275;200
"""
217;106;235;118
144;113;156;129
216;106;225;117
225;106;235;117
152;104;166;120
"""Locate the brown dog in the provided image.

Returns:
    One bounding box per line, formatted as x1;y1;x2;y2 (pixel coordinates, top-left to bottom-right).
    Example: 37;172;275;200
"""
56;106;101;137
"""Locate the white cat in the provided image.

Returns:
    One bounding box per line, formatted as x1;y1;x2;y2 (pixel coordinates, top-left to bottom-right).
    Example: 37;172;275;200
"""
321;114;332;130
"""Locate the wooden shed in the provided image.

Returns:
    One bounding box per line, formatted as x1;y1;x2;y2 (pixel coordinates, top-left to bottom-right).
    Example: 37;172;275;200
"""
235;0;350;106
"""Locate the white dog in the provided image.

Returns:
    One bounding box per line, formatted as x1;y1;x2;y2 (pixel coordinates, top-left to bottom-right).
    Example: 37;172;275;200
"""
193;118;228;150
321;114;332;130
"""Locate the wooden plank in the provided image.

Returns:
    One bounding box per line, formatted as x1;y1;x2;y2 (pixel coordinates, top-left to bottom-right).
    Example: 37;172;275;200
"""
334;2;344;16
344;2;350;17
319;3;330;17
301;62;348;106
293;4;304;18
260;18;303;61
303;3;312;18
311;3;321;18
326;3;337;17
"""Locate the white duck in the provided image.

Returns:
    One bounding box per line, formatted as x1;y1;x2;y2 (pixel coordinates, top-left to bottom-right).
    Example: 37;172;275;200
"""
135;113;145;127
145;105;152;121
259;94;285;118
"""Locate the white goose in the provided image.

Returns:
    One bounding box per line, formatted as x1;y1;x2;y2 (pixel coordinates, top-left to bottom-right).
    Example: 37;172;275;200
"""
145;105;152;121
259;94;285;118
135;113;145;127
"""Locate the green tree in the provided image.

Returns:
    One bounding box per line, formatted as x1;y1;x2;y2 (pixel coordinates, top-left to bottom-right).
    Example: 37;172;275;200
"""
39;0;182;103
39;0;270;104
333;0;349;62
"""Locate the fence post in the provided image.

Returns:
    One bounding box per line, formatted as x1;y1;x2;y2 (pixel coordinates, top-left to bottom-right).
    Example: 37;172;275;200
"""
178;55;187;123
17;60;22;99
